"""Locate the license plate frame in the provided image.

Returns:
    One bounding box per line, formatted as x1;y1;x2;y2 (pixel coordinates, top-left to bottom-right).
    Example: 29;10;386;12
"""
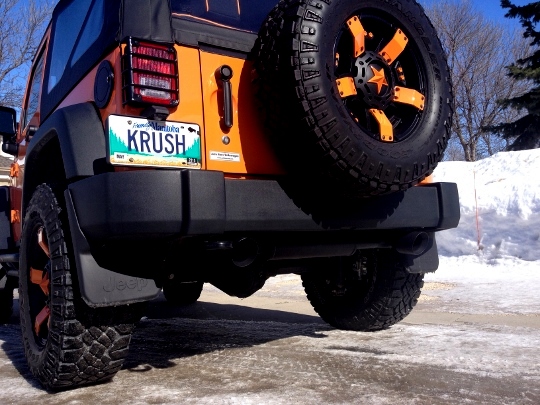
107;115;202;169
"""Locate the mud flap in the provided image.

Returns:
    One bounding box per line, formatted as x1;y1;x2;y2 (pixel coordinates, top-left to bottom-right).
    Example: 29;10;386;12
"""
64;190;160;307
0;186;15;251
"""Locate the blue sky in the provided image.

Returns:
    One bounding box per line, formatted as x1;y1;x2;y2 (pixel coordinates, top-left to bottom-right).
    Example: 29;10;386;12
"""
420;0;532;27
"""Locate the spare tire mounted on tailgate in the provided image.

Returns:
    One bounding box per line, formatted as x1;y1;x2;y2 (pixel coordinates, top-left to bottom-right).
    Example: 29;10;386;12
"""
255;0;452;198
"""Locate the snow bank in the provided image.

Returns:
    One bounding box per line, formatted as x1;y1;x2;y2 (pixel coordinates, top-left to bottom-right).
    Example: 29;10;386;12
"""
432;149;540;261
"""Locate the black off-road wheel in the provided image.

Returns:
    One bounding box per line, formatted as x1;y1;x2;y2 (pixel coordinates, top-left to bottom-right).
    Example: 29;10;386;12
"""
302;250;424;331
19;184;140;390
162;280;203;306
255;0;452;199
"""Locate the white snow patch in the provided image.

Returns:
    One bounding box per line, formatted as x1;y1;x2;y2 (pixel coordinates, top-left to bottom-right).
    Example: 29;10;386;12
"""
425;256;540;314
433;150;540;261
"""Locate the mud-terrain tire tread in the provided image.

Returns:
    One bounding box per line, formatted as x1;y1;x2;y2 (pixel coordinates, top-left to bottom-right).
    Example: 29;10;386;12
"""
302;251;424;331
163;280;203;306
19;184;139;390
254;0;453;200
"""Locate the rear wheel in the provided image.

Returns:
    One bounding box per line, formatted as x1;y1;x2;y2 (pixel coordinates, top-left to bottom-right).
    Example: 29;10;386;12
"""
162;280;203;306
19;184;139;390
255;0;452;199
302;250;424;331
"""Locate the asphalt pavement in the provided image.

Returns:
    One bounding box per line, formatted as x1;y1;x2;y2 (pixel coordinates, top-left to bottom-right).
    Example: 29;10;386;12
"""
0;278;538;404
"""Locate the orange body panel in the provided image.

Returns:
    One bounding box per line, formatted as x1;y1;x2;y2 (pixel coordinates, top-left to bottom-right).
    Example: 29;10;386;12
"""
54;45;282;176
9;41;288;244
10;187;22;242
55;45;208;169
9;35;290;243
10;29;50;243
420;175;433;184
198;51;283;175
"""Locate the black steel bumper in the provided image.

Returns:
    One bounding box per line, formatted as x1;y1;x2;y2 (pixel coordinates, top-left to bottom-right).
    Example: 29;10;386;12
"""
67;169;460;241
65;169;459;308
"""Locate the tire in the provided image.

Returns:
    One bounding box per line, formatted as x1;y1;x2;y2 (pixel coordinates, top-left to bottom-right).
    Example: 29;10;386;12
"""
162;280;203;306
255;0;452;199
301;250;424;331
19;184;140;390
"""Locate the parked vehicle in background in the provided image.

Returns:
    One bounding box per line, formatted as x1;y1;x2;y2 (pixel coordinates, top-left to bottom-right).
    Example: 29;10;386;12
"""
0;0;458;390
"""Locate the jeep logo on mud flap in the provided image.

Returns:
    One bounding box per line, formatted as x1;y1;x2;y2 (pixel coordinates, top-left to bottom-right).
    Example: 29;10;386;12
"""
103;276;149;292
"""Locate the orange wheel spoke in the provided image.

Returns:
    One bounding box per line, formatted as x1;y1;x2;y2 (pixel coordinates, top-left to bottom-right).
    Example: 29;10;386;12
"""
369;109;394;142
34;306;50;336
380;29;408;64
30;267;45;285
30;267;50;296
347;16;367;57
37;227;50;258
393;86;425;110
336;76;357;98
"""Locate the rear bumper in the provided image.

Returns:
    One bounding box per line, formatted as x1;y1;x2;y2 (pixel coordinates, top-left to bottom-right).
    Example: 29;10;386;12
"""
67;169;460;241
64;169;459;308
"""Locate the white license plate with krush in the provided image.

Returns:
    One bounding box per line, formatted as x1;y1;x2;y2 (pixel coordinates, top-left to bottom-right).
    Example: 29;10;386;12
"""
107;115;201;169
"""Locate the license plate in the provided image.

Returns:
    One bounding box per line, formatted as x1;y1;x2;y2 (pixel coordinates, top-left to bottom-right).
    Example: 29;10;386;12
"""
107;115;201;169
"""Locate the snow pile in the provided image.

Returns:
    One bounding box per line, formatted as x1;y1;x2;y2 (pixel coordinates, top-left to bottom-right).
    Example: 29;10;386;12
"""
432;149;540;261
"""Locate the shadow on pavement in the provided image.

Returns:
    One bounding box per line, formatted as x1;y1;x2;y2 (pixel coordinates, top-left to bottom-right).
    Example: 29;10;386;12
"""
124;294;331;371
0;298;44;390
144;293;325;324
1;294;332;385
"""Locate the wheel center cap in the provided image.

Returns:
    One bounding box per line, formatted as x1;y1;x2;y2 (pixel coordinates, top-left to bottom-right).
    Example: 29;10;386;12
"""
367;66;388;95
354;51;395;109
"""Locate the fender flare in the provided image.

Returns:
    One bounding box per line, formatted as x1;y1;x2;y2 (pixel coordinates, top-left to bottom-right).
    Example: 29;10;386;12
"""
23;102;106;215
23;103;160;306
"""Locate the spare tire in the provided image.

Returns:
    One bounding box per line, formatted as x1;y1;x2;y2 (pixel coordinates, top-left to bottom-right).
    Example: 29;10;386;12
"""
255;0;452;200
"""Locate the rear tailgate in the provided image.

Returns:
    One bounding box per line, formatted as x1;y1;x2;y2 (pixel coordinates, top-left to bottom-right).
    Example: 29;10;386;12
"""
171;0;283;175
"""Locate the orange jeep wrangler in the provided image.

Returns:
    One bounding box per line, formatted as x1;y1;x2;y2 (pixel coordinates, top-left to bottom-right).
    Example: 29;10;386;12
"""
0;0;459;390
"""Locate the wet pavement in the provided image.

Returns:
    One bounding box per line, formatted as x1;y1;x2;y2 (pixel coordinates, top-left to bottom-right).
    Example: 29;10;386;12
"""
0;276;538;404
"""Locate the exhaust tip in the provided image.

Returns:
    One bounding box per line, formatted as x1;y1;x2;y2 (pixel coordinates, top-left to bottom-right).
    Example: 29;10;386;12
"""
395;232;430;255
232;238;259;268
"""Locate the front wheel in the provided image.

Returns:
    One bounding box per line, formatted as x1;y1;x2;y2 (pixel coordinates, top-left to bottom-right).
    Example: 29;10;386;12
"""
19;184;140;390
302;250;424;331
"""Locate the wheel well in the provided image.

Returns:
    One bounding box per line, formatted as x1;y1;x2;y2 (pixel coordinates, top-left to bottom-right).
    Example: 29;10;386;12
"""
23;135;66;216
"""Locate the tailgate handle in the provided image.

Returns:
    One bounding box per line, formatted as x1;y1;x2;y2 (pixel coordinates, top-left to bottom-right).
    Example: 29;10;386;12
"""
218;65;234;129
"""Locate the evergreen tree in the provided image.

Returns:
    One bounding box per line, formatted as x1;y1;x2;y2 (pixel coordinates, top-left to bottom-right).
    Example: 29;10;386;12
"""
488;1;540;150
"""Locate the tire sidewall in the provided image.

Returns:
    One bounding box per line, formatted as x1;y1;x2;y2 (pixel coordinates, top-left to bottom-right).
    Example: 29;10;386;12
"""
19;186;62;380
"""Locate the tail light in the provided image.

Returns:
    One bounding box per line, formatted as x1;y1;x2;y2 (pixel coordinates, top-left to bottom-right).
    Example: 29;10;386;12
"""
122;38;179;107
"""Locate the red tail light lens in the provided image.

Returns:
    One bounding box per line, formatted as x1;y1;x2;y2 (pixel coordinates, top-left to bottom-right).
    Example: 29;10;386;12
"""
122;38;179;107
